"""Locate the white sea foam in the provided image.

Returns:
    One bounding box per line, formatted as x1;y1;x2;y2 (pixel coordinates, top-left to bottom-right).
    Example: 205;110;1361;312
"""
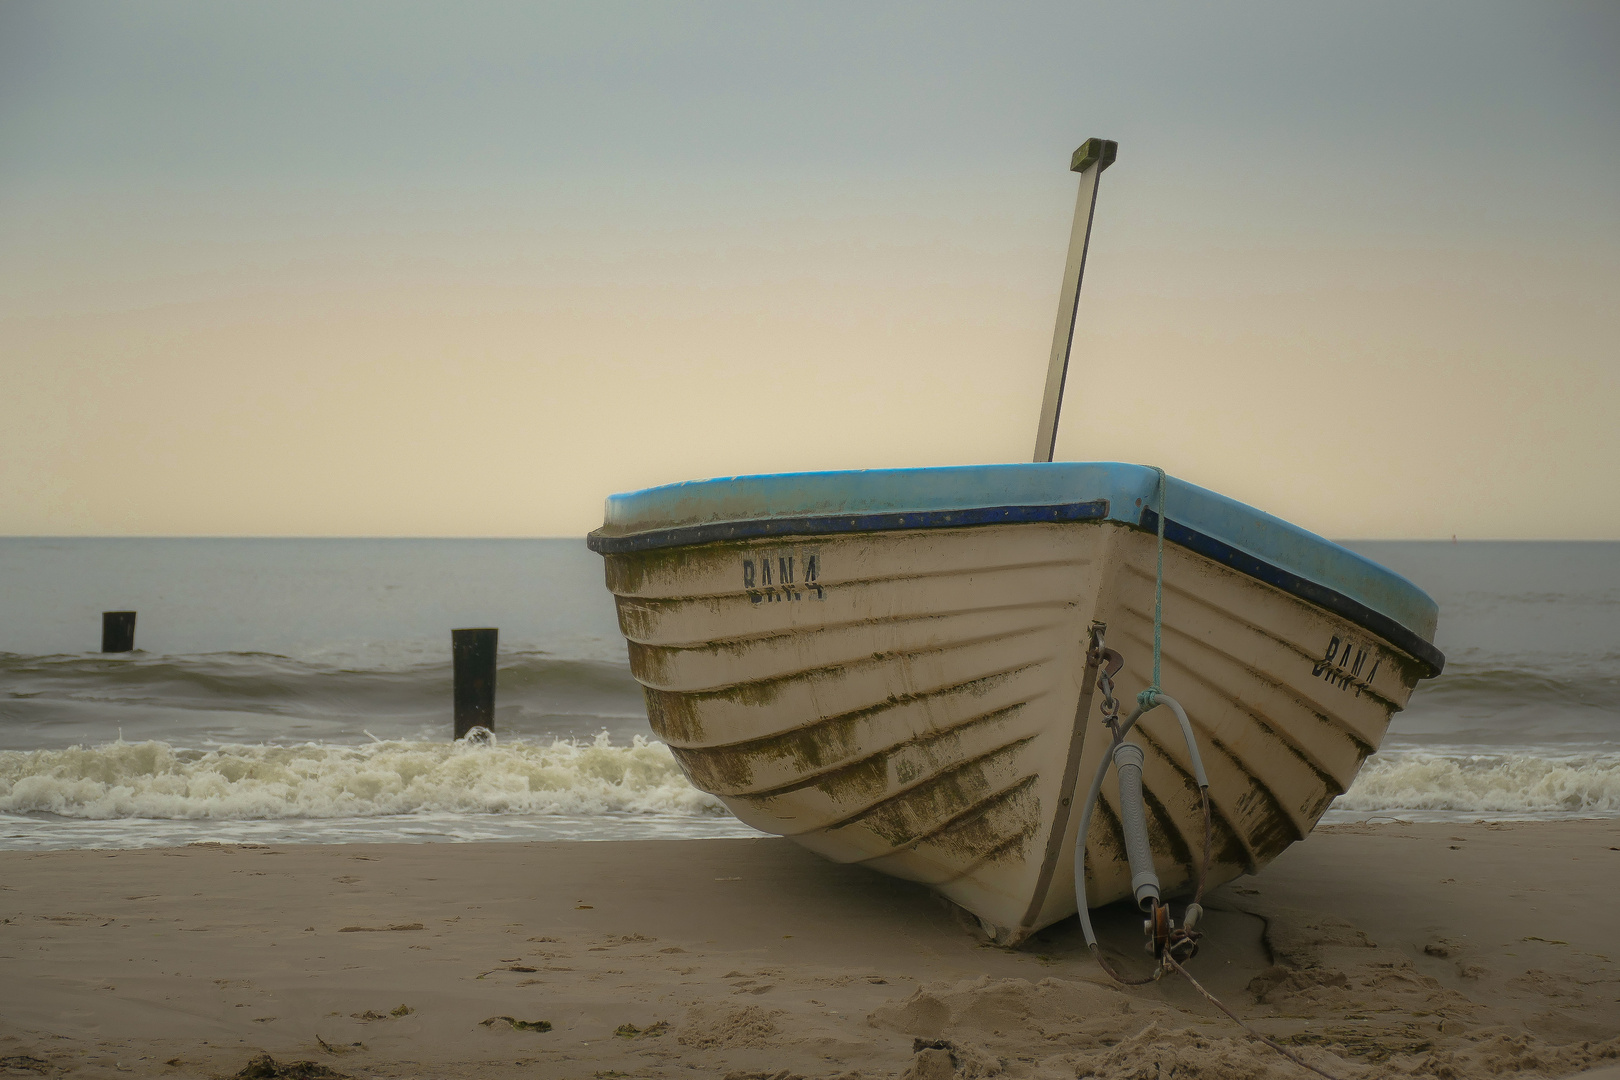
8;738;1618;824
0;734;726;821
1335;750;1620;817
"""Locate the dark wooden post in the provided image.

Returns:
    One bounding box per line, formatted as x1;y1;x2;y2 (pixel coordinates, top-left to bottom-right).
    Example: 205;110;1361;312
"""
102;611;137;653
452;628;498;739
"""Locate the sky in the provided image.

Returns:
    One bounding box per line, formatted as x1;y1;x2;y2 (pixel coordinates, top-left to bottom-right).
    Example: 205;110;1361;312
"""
2;1;1616;539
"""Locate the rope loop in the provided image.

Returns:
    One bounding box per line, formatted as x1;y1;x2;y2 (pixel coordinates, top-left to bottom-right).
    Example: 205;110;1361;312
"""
1136;688;1159;710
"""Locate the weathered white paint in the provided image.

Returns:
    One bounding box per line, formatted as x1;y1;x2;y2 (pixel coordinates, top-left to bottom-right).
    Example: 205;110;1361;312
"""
604;520;1420;943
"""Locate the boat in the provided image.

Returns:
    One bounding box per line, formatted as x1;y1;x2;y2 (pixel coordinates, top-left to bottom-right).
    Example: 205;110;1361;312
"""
584;140;1444;947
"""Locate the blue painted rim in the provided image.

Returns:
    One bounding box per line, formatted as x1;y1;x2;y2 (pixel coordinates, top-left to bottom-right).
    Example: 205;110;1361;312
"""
586;500;1110;554
586;462;1444;678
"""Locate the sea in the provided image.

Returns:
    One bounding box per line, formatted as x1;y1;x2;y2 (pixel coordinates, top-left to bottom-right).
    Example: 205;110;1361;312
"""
1;538;1615;851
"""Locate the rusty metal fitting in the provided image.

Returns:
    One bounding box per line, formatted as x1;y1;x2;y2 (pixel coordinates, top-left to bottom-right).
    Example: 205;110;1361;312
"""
1145;901;1172;958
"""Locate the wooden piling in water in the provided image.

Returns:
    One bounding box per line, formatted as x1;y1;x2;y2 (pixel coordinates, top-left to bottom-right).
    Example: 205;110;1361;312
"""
102;611;137;653
452;628;498;739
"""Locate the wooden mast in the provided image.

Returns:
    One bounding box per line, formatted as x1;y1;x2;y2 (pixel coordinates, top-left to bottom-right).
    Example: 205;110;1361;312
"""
1033;138;1117;463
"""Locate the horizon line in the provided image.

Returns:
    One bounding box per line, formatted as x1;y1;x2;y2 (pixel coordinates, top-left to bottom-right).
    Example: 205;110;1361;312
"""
3;534;1616;543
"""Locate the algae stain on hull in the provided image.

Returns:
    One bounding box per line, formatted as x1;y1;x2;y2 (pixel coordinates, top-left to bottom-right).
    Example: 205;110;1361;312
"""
598;521;1421;939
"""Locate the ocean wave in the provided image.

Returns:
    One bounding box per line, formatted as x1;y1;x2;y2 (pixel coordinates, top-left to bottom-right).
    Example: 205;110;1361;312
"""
1414;663;1620;709
0;650;645;719
7;650;1612;731
0;734;724;821
1335;750;1620;815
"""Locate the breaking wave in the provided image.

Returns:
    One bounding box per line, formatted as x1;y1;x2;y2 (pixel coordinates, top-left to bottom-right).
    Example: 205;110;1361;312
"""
1335;750;1620;817
0;734;725;821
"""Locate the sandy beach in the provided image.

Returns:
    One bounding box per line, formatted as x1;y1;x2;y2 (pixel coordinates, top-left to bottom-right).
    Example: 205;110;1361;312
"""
2;821;1616;1079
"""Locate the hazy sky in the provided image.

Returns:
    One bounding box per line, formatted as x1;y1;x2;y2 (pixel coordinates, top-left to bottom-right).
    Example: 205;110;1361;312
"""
3;1;1616;538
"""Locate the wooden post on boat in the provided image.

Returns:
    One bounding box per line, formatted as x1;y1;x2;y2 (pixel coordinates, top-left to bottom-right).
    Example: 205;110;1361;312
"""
452;628;498;739
102;611;137;653
1033;138;1117;463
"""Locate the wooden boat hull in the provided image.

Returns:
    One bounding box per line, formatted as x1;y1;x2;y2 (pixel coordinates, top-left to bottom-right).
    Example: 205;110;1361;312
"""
589;464;1442;944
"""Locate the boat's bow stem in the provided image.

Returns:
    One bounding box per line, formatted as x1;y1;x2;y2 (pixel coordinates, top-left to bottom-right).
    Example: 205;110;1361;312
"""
1073;630;1210;983
1075;630;1343;1080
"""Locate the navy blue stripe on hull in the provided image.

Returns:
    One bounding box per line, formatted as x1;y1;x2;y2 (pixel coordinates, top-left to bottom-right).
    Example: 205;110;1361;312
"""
586;500;1111;554
1137;509;1443;678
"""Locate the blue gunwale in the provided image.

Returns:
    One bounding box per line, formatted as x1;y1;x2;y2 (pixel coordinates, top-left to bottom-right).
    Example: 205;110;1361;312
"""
586;462;1444;678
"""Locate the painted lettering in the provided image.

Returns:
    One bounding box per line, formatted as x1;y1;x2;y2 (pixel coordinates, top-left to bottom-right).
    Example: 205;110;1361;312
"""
1356;658;1380;698
1312;634;1380;695
778;557;799;600
741;548;825;605
1312;635;1340;677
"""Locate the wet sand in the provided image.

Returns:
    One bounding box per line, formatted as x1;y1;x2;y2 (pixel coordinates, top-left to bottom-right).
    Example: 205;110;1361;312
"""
2;820;1617;1079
